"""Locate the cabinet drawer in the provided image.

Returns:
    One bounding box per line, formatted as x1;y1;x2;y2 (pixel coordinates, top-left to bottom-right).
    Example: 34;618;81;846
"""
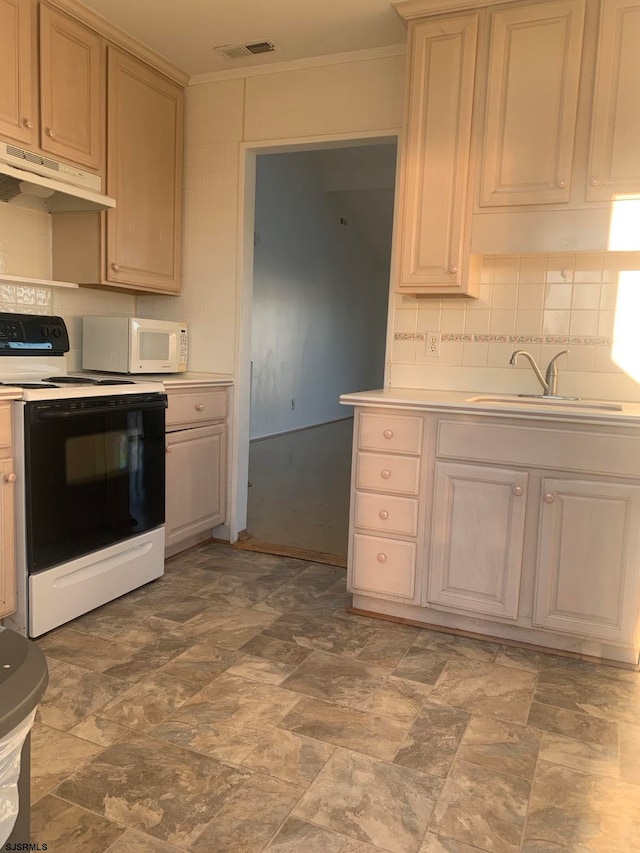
351;533;416;599
166;388;227;429
0;406;11;450
356;452;421;496
436;418;640;479
354;492;418;537
358;412;423;454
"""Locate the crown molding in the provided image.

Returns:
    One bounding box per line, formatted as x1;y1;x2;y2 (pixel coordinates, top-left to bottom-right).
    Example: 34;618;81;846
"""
393;0;504;21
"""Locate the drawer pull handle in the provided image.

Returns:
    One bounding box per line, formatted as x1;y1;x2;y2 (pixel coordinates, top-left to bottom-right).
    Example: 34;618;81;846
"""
195;404;205;411
448;265;458;274
4;473;16;484
590;178;601;187
383;429;393;439
379;510;389;520
380;469;391;480
166;444;173;453
22;118;33;129
377;553;387;563
111;263;120;272
45;127;56;138
543;492;555;504
556;179;566;189
512;484;523;497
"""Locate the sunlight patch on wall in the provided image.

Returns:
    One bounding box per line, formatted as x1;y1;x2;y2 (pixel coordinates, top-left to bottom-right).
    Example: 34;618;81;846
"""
612;270;640;383
608;196;640;251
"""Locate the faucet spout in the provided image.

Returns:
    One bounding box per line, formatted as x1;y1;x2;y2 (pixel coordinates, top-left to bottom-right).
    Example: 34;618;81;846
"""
509;350;548;393
509;349;569;396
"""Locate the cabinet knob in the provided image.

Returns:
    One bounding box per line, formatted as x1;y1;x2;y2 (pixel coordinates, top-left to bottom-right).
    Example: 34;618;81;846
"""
22;118;33;129
512;484;523;497
166;444;173;453
195;403;205;411
556;180;566;189
377;553;387;563
383;429;393;439
543;492;555;503
590;178;601;187
380;469;391;480
45;127;56;138
4;473;16;483
448;265;458;274
111;263;120;272
379;510;389;520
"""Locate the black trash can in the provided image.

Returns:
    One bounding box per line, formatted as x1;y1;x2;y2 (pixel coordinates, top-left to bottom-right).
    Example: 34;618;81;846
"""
0;627;48;846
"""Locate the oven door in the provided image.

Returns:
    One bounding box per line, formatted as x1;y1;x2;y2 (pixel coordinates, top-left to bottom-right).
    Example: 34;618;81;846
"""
23;393;166;573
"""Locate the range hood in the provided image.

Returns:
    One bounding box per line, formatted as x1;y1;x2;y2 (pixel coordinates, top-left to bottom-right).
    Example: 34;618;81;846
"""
0;143;115;212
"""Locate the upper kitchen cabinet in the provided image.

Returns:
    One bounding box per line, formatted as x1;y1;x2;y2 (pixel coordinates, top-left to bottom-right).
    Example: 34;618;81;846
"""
394;12;480;297
0;0;35;148
105;47;184;293
587;0;640;201
479;0;586;207
53;46;185;294
39;3;103;171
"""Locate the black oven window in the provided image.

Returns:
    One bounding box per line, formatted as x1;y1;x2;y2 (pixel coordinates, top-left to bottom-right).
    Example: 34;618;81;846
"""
25;399;165;573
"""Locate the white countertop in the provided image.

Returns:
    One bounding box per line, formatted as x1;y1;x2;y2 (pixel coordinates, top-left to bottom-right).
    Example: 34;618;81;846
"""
339;387;640;426
75;371;233;387
0;388;22;401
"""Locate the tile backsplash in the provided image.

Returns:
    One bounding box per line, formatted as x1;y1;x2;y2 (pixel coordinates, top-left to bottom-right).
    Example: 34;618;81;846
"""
391;252;640;402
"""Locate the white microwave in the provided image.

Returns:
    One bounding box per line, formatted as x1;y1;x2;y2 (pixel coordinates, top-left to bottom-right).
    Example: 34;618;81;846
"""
82;316;188;374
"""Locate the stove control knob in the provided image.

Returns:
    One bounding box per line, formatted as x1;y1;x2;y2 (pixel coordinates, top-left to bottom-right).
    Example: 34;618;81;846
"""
4;473;16;484
53;328;62;337
41;327;50;337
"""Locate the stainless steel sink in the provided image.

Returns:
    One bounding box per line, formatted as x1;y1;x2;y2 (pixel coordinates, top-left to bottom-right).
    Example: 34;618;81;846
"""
465;395;623;411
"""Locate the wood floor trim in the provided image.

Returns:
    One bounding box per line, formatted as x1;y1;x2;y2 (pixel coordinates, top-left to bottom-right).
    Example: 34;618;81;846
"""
232;538;347;568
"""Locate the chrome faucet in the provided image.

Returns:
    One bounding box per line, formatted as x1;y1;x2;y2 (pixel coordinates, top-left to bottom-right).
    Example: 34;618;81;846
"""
509;349;569;397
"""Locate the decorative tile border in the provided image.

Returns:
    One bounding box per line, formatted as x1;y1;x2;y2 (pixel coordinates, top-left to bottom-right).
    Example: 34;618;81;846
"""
394;333;613;346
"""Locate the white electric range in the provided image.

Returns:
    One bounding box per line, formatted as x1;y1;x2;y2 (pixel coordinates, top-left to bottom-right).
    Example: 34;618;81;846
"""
0;313;168;638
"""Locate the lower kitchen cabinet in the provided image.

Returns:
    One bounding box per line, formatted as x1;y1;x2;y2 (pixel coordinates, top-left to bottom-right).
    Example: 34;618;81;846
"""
164;385;228;555
534;478;640;644
428;461;527;620
0;405;16;619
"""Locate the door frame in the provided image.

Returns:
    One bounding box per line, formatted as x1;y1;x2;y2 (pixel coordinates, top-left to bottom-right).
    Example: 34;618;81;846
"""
229;129;400;541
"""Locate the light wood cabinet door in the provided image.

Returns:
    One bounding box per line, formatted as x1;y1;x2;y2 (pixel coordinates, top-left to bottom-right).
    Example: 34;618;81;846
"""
39;4;103;171
106;47;184;293
427;461;527;620
0;457;17;620
479;0;586;207
165;424;226;548
587;1;640;200
395;13;479;296
534;478;640;643
0;0;34;147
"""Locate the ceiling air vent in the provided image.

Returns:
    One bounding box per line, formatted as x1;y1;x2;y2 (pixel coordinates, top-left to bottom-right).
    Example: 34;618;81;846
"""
215;39;278;61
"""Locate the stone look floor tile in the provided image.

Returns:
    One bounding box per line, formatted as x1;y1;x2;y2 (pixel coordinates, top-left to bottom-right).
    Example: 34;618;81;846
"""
242;727;335;786
32;543;640;853
53;733;251;848
431;760;531;853
280;695;411;761
151;672;300;763
457;717;541;781
266;816;347;852
619;723;640;785
98;671;203;731
191;772;303;852
366;676;434;723
30;724;104;803
394;702;470;777
523;761;640;851
281;650;390;710
293;747;443;853
527;701;619;747
538;731;619;778
30;794;126;852
429;660;537;724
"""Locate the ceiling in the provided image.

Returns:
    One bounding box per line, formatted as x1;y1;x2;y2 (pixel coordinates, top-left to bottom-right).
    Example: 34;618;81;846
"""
79;0;408;77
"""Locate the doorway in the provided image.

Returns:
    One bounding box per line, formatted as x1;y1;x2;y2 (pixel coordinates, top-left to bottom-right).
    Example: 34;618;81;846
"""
239;140;396;562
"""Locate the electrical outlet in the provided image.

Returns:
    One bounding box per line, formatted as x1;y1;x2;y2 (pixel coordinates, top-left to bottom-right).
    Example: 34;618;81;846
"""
291;398;296;410
426;331;441;357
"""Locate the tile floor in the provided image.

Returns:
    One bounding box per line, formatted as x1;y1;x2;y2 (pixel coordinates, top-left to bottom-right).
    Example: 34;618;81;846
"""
30;542;640;852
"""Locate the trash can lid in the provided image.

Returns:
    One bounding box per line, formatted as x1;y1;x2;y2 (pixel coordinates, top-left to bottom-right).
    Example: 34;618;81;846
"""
0;628;48;737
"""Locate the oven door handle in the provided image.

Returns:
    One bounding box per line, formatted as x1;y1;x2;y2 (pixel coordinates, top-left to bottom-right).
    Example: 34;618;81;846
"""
36;400;167;419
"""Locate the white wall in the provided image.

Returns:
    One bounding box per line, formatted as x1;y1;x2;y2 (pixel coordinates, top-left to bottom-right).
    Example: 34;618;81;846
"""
250;150;388;439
